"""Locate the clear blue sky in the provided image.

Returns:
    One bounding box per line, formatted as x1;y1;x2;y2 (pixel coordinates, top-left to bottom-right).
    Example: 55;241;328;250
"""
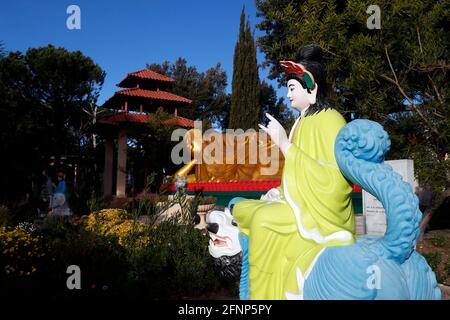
0;0;284;105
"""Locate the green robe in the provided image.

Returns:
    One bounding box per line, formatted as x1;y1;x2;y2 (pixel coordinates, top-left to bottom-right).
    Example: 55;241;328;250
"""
234;108;355;299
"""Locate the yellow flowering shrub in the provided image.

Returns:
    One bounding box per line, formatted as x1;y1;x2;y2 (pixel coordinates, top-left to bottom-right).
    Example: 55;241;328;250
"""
0;226;44;277
78;209;150;248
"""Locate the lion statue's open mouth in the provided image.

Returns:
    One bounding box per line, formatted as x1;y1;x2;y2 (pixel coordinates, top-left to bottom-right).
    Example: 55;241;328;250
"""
206;208;242;281
209;233;233;249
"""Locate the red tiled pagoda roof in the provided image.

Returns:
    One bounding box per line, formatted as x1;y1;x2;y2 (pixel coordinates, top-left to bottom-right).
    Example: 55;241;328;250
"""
118;69;174;86
114;88;192;104
164;116;195;127
98;112;195;128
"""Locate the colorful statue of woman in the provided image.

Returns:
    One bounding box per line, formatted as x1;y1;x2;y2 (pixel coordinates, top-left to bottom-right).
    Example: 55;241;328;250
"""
231;44;440;300
233;44;355;299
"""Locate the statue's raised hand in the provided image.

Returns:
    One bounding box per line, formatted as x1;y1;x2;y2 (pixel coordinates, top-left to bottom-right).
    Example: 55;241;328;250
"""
259;113;291;156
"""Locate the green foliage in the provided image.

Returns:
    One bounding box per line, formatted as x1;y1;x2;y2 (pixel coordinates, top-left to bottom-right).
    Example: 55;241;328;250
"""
228;7;261;130
86;191;106;213
432;234;449;248
445;261;450;277
126;196;161;218
0;218;128;297
0;226;47;289
40;217;128;296
147;58;230;128
0;44;105;212
125;190;208;226
0;204;226;298
423;252;442;272
171;192;202;226
127;222;222;298
124;194;169;229
0;205;11;227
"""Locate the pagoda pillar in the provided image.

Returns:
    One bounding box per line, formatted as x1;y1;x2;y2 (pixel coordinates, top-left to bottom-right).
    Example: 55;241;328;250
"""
103;138;114;197
116;129;128;198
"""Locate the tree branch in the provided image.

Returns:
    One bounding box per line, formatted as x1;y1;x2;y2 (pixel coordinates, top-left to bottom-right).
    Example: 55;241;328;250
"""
324;47;443;136
413;64;450;72
416;27;445;105
427;74;444;105
384;46;439;136
416;26;424;54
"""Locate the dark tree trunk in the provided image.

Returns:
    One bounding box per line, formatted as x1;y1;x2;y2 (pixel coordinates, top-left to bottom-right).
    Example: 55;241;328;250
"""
419;188;450;240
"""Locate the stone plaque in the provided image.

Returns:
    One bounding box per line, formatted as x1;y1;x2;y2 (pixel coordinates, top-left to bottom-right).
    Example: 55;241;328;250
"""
362;159;417;236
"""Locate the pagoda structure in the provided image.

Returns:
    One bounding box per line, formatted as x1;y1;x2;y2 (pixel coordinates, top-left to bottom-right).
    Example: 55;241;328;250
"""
98;68;194;198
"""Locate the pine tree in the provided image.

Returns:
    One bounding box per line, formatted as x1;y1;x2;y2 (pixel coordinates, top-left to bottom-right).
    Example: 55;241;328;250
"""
228;7;260;130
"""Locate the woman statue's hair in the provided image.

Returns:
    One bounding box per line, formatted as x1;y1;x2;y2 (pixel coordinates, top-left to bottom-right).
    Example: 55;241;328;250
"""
286;44;330;116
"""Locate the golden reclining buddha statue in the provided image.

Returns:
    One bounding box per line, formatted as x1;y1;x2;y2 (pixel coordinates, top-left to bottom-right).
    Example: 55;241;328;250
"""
174;128;284;183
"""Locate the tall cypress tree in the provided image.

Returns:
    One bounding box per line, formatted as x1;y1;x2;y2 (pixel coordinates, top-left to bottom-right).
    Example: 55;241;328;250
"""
228;7;260;130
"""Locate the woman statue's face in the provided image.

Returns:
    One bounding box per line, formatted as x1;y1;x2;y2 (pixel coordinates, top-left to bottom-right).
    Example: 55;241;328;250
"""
287;79;317;113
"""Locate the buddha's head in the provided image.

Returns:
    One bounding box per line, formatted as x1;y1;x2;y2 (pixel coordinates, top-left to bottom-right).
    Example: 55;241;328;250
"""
281;44;329;116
